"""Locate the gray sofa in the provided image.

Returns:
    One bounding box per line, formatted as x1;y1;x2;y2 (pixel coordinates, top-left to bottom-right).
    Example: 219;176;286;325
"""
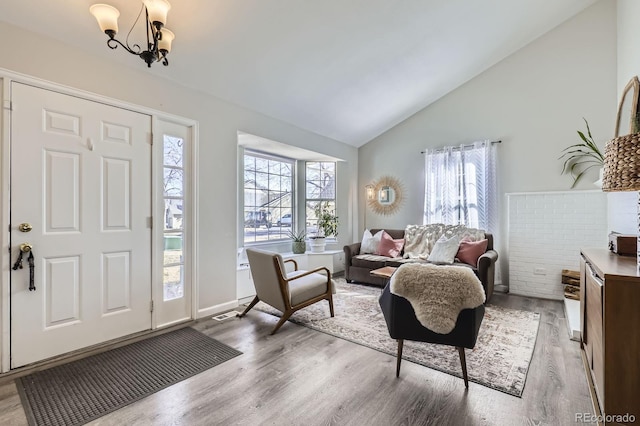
343;228;498;301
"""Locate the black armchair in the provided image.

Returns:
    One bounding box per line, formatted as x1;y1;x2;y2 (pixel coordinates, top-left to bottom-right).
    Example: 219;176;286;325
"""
378;283;485;388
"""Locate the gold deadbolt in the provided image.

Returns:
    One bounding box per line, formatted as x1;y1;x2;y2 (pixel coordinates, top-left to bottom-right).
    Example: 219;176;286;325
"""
18;223;33;233
19;243;32;253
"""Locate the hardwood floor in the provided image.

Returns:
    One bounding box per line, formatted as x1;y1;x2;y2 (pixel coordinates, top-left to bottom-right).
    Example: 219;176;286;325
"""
0;293;595;426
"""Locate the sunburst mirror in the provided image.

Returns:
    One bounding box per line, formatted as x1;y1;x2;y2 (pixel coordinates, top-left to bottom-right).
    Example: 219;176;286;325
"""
367;175;405;216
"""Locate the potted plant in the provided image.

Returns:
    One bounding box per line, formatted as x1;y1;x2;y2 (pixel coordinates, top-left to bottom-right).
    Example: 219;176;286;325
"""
287;229;307;254
310;202;339;253
559;118;604;188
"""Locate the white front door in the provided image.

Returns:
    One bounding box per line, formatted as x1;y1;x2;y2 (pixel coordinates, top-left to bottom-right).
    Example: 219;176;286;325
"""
10;83;152;368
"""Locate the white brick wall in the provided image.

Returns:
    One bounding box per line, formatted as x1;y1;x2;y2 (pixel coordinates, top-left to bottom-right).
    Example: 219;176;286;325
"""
507;191;608;300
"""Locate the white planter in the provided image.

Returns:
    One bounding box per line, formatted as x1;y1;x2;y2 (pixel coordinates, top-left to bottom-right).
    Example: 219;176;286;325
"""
309;237;326;253
594;167;603;188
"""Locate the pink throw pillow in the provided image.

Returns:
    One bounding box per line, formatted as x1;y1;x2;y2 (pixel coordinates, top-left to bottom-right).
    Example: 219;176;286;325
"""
377;231;404;257
456;238;488;266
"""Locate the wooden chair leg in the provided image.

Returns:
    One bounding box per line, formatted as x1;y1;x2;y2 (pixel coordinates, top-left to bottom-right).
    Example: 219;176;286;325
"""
396;339;404;377
457;347;469;388
271;310;293;335
237;296;260;318
328;294;335;317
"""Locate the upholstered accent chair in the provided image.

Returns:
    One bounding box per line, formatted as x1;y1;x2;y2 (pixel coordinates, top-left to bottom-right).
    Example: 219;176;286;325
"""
378;284;484;388
237;248;335;334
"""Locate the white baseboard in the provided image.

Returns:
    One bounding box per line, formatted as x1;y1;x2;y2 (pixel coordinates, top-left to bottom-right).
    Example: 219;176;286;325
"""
494;284;508;293
197;300;239;319
238;295;255;305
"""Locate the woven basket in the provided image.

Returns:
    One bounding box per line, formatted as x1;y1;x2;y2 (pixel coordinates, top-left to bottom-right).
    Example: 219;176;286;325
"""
602;133;640;192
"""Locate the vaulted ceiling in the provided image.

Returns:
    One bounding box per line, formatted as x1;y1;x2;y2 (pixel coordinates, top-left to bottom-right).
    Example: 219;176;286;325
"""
2;0;598;146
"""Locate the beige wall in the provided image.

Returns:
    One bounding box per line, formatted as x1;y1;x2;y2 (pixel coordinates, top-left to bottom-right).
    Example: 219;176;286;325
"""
358;0;617;285
0;22;358;316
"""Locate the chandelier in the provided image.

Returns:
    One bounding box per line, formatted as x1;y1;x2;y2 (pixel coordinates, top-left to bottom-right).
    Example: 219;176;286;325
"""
90;0;175;68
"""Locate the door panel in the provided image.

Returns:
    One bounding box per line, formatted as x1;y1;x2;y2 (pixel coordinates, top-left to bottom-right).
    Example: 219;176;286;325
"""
102;157;131;230
45;150;80;232
10;83;152;367
102;251;132;313
45;256;80;326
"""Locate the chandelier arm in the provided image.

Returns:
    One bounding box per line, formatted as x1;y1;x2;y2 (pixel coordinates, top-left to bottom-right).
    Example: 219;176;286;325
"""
106;38;142;55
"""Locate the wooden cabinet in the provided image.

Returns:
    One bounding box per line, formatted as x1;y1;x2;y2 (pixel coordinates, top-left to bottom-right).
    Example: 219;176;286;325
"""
580;249;640;423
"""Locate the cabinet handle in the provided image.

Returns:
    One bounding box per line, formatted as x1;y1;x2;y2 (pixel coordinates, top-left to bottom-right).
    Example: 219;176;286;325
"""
586;262;604;287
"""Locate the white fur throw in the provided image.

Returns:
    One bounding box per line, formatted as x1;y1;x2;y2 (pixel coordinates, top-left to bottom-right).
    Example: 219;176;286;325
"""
390;263;486;334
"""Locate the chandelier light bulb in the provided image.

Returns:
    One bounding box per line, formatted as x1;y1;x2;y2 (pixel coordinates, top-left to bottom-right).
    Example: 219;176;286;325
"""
142;0;171;27
158;29;175;53
90;4;120;34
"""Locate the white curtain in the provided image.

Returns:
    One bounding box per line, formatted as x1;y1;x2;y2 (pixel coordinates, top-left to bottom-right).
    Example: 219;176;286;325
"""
423;141;497;233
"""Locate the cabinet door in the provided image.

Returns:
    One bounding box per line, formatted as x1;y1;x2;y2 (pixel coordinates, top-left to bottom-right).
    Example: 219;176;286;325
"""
585;264;604;410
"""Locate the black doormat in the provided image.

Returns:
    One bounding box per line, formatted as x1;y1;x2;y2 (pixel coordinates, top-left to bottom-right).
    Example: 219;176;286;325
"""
16;327;242;426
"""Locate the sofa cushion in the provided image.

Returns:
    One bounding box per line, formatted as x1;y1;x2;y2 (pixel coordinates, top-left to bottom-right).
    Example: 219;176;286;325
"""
352;254;401;269
427;235;460;264
378;231;405;257
361;229;384;254
456;238;489;266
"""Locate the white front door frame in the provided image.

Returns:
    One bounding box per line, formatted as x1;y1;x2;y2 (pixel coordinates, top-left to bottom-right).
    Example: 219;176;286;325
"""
0;68;198;373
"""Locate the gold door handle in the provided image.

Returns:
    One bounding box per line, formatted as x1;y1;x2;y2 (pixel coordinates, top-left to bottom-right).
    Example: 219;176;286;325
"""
20;243;32;253
18;223;33;232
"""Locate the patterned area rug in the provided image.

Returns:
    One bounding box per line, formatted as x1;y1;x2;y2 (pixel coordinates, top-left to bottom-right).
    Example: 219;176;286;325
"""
256;278;539;397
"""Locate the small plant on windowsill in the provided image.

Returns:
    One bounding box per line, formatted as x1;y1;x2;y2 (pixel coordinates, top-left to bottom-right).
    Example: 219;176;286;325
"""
310;202;338;253
286;229;307;254
559;118;604;188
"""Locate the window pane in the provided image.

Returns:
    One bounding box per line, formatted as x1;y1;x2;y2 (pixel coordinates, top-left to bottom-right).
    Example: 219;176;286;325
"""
255;171;269;192
268;174;281;192
255;157;268;173
244;155;255;170
164;199;183;230
164;168;183;197
163;233;183;266
321;162;335;174
164;136;183;167
268;160;281;174
306;165;321;180
281;176;292;192
244;170;256;189
306;182;321;199
244;189;257;207
163;265;184;301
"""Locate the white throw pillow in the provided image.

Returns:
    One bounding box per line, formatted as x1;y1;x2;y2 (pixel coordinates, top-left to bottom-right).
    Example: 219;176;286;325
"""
361;229;383;254
427;235;460;264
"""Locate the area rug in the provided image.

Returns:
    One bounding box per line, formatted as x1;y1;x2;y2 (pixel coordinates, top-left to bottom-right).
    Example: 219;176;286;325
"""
16;327;242;426
256;279;539;397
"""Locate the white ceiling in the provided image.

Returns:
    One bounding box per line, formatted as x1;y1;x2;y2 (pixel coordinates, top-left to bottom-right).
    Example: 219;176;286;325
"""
2;0;598;147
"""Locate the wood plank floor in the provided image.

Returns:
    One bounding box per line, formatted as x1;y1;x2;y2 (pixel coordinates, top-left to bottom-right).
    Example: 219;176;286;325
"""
0;293;596;426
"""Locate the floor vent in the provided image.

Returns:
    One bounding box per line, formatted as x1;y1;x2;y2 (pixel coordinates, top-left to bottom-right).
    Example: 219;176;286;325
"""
212;311;240;321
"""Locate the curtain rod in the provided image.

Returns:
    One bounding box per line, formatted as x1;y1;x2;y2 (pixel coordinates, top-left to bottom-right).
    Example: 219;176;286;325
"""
420;140;502;154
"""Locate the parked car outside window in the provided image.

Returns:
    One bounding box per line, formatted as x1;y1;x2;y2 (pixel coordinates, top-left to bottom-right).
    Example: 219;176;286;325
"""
277;213;292;227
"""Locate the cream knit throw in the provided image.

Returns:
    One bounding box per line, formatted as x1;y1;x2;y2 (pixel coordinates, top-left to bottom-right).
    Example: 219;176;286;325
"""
403;224;485;259
390;263;486;334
